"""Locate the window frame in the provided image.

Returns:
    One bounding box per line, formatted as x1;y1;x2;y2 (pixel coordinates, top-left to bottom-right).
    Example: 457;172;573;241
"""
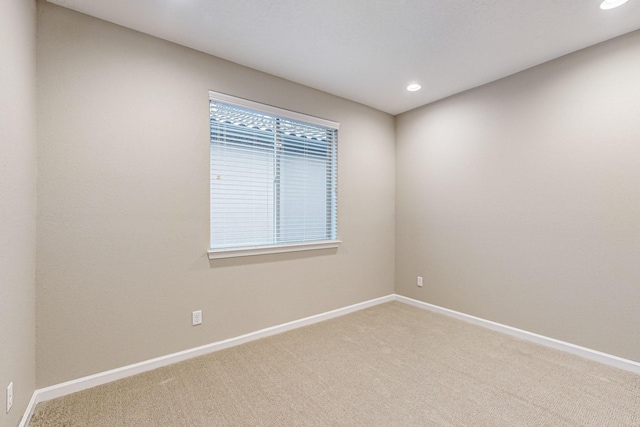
207;91;341;260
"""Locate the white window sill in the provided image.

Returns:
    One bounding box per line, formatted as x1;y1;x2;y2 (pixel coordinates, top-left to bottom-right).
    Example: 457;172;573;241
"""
208;240;342;260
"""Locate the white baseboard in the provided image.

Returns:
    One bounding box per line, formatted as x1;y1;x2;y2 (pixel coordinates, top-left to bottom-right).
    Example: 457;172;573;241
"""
20;293;640;426
18;392;39;427
19;294;394;426
395;294;640;375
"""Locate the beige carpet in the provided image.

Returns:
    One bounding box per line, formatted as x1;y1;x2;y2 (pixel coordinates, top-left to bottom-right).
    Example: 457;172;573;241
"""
29;302;640;426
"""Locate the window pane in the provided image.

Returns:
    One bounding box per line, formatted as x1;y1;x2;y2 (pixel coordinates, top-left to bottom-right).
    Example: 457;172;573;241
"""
210;96;338;250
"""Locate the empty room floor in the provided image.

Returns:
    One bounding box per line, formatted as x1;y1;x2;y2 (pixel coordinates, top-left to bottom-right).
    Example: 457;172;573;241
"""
29;302;640;426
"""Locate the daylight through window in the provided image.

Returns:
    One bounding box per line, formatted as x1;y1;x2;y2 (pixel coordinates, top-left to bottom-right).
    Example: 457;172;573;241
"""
209;92;339;258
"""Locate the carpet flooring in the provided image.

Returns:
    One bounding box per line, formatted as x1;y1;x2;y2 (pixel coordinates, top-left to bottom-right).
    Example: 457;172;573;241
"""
29;301;640;426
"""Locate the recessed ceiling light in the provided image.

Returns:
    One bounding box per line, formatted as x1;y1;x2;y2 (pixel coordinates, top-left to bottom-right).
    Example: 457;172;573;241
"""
600;0;629;9
407;83;422;92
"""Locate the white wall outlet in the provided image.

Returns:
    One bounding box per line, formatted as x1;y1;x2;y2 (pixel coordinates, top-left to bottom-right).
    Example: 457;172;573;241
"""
192;310;202;326
6;382;13;413
417;276;423;287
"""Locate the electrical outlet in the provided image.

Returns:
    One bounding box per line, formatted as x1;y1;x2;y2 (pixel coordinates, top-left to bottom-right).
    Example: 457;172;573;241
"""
6;382;13;413
417;276;423;287
192;310;202;326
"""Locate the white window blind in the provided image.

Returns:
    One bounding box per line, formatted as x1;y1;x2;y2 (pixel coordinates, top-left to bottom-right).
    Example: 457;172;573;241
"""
209;92;339;255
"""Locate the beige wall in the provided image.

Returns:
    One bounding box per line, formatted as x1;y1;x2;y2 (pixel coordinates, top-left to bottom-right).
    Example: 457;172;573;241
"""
396;30;640;362
36;1;395;387
0;0;37;425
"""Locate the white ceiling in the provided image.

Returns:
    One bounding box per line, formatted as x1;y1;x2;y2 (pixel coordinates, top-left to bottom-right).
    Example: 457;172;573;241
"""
48;0;640;115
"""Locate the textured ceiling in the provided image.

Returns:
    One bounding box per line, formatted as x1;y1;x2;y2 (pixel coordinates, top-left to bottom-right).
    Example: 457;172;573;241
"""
48;0;640;115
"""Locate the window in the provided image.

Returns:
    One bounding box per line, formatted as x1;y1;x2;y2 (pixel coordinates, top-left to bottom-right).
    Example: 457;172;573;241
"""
208;91;340;259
